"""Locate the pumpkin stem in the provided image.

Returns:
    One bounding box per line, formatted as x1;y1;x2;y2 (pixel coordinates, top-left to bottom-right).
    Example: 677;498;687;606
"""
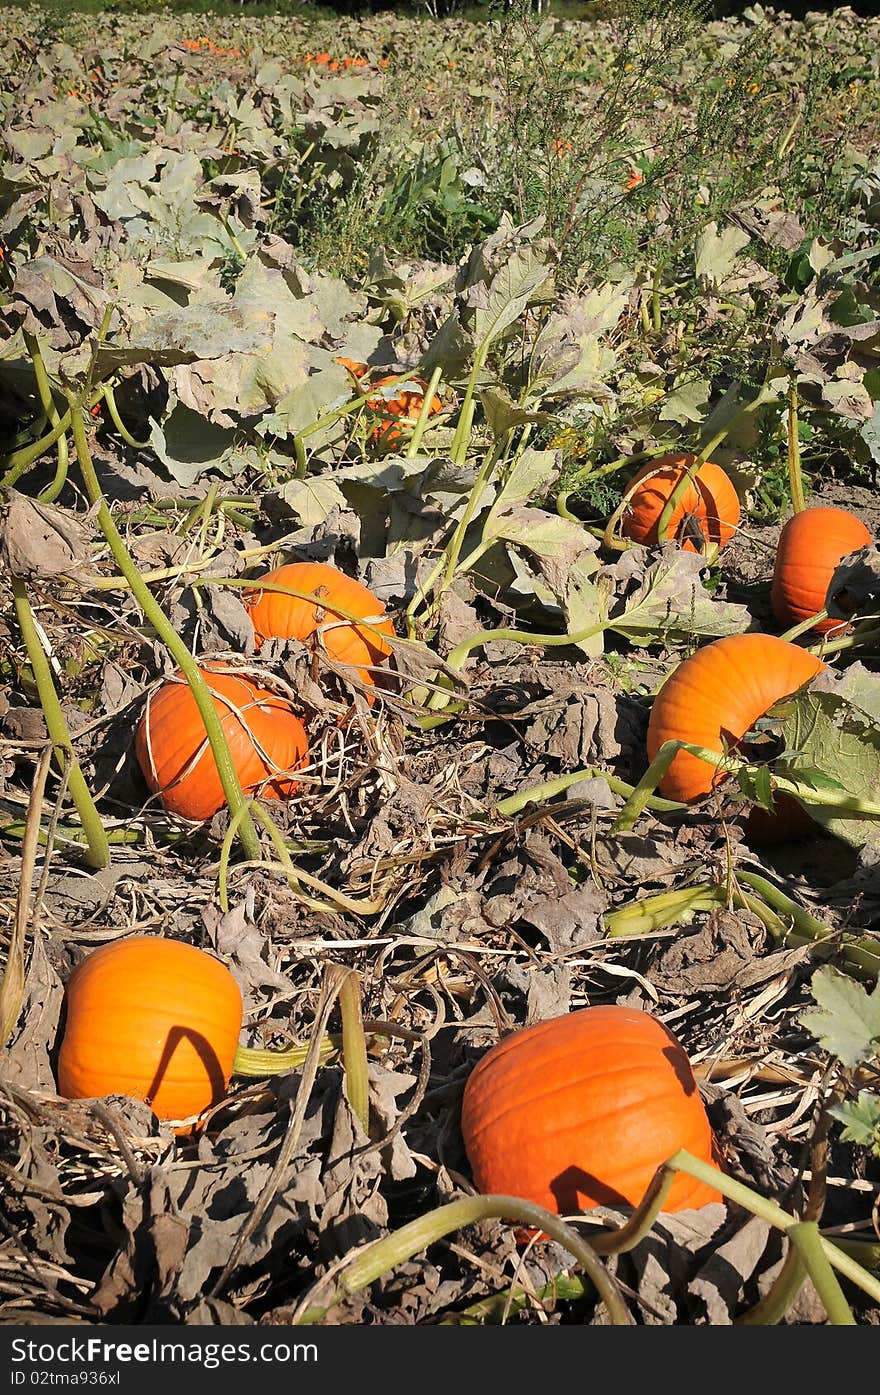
65;392;263;864
10;578;110;869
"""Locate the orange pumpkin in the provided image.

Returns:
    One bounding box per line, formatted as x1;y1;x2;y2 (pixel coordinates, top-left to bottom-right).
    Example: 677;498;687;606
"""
366;374;442;451
57;937;243;1123
245;561;395;687
621;453;741;553
135;667;309;822
771;505;872;635
461;1005;723;1214
646;633;826;804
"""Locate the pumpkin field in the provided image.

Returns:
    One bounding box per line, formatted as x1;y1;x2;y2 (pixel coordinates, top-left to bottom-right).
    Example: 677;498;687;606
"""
2;0;880;1330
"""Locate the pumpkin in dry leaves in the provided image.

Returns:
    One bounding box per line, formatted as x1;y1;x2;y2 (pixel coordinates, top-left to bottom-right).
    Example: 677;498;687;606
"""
135;666;309;821
621;452;740;554
57;936;243;1124
646;632;826;804
771;504;872;635
246;560;395;689
365;374;442;451
461;1005;723;1214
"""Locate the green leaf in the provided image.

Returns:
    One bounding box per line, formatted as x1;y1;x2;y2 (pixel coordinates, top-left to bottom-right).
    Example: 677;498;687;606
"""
778;675;880;847
827;1093;880;1153
800;966;880;1068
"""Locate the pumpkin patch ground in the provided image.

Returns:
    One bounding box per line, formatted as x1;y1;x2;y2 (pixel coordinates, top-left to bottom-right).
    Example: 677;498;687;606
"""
2;0;880;1330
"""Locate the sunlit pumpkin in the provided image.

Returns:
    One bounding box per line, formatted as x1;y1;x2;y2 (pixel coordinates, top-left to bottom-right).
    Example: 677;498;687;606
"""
646;633;826;803
245;561;395;688
771;505;872;634
135;667;309;822
57;936;243;1123
461;1005;723;1214
621;453;740;553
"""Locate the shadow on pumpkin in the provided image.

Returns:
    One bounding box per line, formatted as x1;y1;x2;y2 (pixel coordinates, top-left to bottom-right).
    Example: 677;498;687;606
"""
144;1024;229;1115
661;1042;699;1097
549;1165;631;1213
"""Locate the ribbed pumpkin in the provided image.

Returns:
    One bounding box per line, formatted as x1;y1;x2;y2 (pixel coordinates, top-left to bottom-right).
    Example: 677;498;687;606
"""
246;561;395;687
57;937;243;1123
461;1006;723;1214
366;374;442;451
135;668;309;822
621;453;741;553
771;505;872;635
646;633;826;803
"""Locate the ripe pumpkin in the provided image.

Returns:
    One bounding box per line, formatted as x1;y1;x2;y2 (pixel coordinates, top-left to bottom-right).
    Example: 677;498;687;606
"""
461;1005;722;1214
135;667;309;822
366;374;442;451
245;561;395;687
621;453;740;553
771;505;872;635
57;937;243;1123
646;633;826;804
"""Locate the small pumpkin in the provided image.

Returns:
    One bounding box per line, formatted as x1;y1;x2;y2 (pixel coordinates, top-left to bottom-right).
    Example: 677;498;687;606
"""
771;505;872;635
621;452;740;553
461;1005;723;1214
246;561;395;688
57;937;243;1123
646;633;826;804
135;667;309;822
366;374;442;451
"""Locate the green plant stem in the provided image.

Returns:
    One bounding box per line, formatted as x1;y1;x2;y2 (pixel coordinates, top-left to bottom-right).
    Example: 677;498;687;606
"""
65;393;262;864
232;1035;340;1077
788;1222;857;1325
495;767;687;818
426;614;607;713
404;365;443;458
294;1195;632;1326
606;883;724;937
103;383;151;450
22;330;69;504
10;580;109;870
339;970;370;1133
779;609;828;642
787;380;806;514
735;1236;806;1326
612;738;880;835
450;341;490;466
556;448;654;521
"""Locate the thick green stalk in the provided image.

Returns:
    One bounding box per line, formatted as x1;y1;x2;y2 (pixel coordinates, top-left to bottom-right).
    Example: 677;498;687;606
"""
787;1222;856;1325
22;330;69;504
612;738;880;835
495;767;687;818
11;579;109;870
404;365;443;458
787;380;806;514
294;1195;632;1326
426;615;607;714
103;383;151;450
66;394;262;863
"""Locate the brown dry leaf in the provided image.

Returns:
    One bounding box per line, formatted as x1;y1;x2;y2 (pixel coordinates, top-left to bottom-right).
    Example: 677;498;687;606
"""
1;489;93;582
